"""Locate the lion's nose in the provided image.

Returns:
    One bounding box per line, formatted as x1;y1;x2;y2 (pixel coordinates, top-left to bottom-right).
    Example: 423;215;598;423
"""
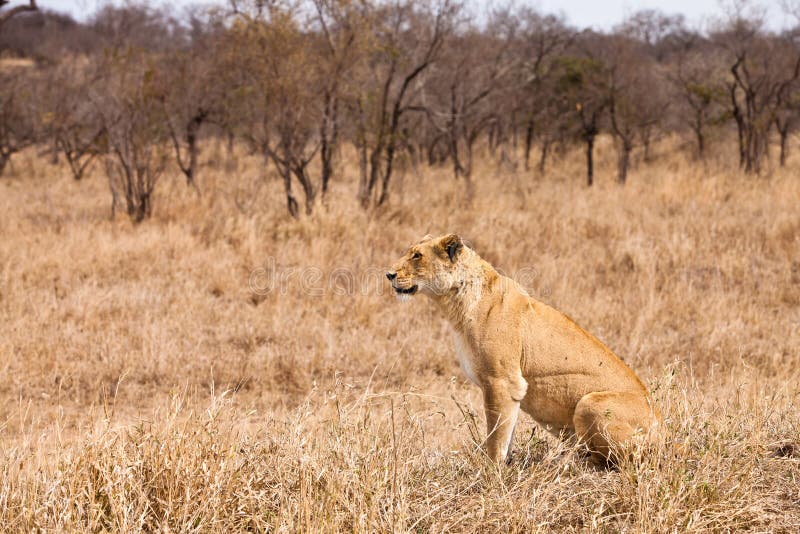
386;272;397;281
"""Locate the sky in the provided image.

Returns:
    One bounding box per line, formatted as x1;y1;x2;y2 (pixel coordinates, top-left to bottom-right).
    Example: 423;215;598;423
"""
535;0;789;30
20;0;794;31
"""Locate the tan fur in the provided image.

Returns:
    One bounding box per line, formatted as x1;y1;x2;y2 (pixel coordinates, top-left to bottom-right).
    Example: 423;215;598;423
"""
388;234;660;465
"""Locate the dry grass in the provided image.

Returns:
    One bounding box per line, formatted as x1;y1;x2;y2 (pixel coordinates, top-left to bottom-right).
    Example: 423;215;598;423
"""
0;138;798;531
0;57;35;70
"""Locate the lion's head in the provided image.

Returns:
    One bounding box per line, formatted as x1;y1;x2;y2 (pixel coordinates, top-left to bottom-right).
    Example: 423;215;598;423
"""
386;233;464;300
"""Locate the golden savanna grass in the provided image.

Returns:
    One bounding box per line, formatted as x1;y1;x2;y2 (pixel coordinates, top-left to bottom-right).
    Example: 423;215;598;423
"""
0;138;798;531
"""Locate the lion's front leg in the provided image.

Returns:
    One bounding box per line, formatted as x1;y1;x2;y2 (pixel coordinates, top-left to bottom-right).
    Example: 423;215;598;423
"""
482;381;521;464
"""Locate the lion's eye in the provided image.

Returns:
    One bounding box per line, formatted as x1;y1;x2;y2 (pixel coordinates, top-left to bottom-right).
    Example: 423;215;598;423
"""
411;251;422;260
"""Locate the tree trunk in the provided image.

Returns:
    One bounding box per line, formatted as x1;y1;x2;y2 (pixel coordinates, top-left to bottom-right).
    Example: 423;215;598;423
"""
732;99;746;168
378;142;396;206
225;130;236;172
617;142;631;185
282;163;299;218
427;135;446;166
693;118;705;160
62;144;96;181
133;191;151;224
538;139;551;175
50;137;59;165
292;165;315;215
585;135;595;187
365;147;382;207
742;122;765;174
320;91;339;196
523;120;534;172
511;116;519;148
0;151;10;176
778;127;788;166
488;123;500;155
320;144;333;196
187;132;197;186
357;139;370;208
184;114;204;190
449;133;464;179
743;126;753;173
642;129;652;163
462;135;475;201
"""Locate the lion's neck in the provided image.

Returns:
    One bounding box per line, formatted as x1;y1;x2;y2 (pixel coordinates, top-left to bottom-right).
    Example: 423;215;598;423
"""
430;250;498;332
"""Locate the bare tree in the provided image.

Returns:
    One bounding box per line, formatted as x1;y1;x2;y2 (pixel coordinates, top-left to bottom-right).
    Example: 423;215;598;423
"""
90;3;183;52
158;35;218;190
667;35;728;159
420;14;516;197
350;0;456;208
512;10;573;173
0;70;37;176
8;0;800;218
0;0;37;29
94;51;170;222
229;0;323;217
41;63;105;180
311;0;361;196
615;9;686;61
715;10;800;173
774;78;800;166
605;35;668;183
773;26;800;166
552;42;609;186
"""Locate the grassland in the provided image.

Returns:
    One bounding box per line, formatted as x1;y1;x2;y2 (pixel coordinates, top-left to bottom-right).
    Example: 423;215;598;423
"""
0;139;798;531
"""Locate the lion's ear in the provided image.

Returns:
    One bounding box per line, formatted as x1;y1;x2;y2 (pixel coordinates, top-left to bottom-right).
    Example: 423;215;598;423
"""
439;233;463;262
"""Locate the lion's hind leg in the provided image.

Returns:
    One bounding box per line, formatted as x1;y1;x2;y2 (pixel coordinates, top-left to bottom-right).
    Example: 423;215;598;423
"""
572;390;655;466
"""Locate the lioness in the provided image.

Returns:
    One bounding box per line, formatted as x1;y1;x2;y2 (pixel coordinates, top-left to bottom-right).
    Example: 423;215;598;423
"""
387;233;659;465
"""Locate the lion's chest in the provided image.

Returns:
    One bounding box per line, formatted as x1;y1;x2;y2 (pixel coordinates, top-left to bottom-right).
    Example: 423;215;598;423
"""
452;330;480;385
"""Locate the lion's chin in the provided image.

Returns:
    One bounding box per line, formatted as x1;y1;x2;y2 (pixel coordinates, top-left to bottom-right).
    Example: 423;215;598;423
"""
393;284;418;301
393;284;418;295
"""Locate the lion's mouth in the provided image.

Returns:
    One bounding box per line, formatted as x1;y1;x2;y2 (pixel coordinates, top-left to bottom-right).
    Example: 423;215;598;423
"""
394;284;418;295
